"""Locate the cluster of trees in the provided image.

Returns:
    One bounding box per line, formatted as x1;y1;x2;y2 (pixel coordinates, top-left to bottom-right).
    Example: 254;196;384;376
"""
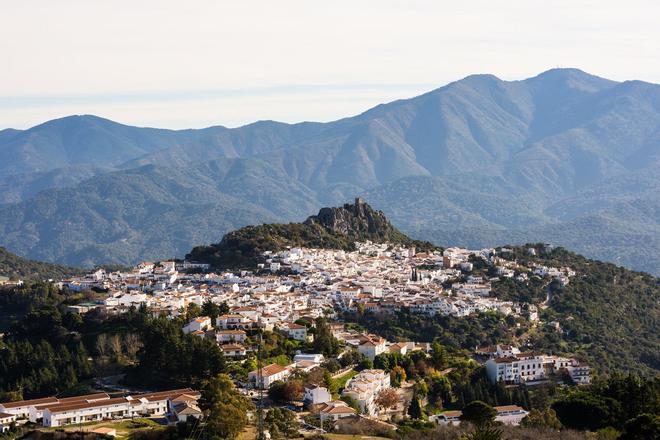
0;283;230;400
368;342;531;417
264;408;301;439
123;309;227;388
0;282;73;330
550;373;659;436
410;373;660;439
373;343;449;379
199;374;254;440
490;276;549;304
344;309;528;355
394;342;659;439
450;367;531;410
94;332;142;375
312;318;341;357
0;285;93;398
0;247;82;281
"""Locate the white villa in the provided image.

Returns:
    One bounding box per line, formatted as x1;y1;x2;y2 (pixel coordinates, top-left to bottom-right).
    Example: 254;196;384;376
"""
304;385;332;406
248;364;292;389
486;352;590;385
215;329;247;344
342;369;390;415
182;316;212;334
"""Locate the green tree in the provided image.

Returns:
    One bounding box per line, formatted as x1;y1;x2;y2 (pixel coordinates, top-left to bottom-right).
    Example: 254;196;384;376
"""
374;353;391;371
428;375;452;408
460;401;496;426
200;374;254;440
339;349;360;367
356;357;373;371
312;318;340;357
185;303;202;321
268;381;287;403
391;366;407;387
552;392;623;431
218;301;230;316
323;371;338;395
414;380;429;398
265;408;300;439
201;300;221;324
322;358;341;373
520;408;562;430
431;342;448;369
620;413;660;440
205;403;248;440
407;394;425;420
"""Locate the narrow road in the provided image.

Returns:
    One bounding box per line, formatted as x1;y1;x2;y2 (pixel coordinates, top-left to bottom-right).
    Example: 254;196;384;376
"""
539;282;552;309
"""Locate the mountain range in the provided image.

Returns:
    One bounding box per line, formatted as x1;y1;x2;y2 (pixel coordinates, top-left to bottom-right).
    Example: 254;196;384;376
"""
0;68;659;274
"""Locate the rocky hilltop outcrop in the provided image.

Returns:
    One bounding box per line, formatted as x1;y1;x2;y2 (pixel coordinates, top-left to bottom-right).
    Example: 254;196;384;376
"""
304;198;400;238
186;199;437;269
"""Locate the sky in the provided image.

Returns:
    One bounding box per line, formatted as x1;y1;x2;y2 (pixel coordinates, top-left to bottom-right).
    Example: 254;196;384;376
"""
2;0;659;130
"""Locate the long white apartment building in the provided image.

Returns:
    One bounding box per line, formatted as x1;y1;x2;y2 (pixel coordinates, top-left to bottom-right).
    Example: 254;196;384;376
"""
0;389;199;428
0;393;110;421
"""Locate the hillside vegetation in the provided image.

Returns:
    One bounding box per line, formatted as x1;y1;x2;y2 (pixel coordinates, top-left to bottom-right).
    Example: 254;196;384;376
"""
513;245;660;375
0;247;82;281
186;200;437;268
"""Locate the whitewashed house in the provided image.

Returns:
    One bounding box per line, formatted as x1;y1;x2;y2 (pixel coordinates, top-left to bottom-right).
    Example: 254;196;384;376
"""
342;369;390;415
279;322;308;341
182;316;212;334
304;385;331;405
357;334;387;360
215;330;247;344
248;364;292;389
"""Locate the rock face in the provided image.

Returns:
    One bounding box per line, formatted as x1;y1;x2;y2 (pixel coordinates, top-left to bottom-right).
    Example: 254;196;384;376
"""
304;198;394;237
186;199;437;269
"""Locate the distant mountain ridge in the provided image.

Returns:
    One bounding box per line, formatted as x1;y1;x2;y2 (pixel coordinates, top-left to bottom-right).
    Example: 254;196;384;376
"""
186;199;437;269
0;68;659;274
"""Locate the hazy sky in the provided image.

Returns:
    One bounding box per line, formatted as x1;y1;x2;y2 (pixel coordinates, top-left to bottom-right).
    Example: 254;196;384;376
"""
2;0;659;129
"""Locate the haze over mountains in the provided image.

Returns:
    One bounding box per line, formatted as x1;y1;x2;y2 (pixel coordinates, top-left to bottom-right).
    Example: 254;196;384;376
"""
0;68;659;274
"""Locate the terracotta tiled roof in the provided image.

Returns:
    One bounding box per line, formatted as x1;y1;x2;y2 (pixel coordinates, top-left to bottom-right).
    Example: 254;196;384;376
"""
495;405;525;413
252;363;289;377
0;397;58;409
44;397;133;414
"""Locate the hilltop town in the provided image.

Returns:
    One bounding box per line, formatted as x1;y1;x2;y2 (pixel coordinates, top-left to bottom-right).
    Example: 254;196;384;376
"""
0;238;592;433
0;201;657;439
